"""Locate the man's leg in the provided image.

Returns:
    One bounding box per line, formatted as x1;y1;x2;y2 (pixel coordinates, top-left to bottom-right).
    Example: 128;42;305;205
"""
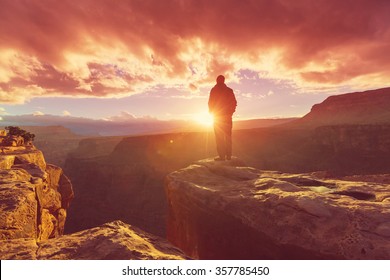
223;117;233;159
214;119;226;160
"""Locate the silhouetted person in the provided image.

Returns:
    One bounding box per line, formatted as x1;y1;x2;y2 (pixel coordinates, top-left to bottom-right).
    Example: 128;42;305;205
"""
208;75;237;161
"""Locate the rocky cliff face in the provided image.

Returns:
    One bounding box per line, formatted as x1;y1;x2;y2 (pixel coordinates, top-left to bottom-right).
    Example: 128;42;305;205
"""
310;125;390;174
315;125;390;153
0;146;74;241
166;159;390;259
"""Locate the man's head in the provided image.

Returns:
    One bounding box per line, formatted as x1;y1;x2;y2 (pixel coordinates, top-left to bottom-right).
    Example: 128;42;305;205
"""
216;75;225;84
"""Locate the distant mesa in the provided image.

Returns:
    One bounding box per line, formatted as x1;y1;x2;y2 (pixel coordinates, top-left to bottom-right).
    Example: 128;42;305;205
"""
291;87;390;127
166;158;390;259
20;125;81;140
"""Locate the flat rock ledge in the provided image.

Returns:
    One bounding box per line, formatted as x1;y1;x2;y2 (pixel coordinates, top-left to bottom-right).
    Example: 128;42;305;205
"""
165;158;390;259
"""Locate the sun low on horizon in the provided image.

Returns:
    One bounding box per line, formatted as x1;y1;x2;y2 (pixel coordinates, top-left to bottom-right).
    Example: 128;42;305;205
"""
193;112;214;128
0;0;390;128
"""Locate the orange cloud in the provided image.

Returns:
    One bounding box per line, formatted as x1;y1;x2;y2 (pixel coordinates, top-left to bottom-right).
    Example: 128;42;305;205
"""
0;0;389;103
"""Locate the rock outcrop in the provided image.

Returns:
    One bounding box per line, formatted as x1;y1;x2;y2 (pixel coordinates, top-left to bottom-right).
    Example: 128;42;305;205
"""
166;159;390;259
0;146;73;241
0;220;186;260
0;145;186;260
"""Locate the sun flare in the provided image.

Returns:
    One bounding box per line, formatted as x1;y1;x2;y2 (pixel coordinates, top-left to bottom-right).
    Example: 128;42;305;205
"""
193;112;214;127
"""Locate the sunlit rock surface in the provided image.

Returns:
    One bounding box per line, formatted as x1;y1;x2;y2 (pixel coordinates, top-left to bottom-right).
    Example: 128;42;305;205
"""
0;146;73;241
166;158;390;259
0;221;186;260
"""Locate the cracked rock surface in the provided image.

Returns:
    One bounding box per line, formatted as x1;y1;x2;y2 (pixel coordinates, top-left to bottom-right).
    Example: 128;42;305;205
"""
0;146;73;241
166;158;390;259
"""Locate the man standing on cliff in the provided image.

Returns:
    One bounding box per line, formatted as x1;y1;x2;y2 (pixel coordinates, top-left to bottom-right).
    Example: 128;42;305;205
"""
208;75;237;161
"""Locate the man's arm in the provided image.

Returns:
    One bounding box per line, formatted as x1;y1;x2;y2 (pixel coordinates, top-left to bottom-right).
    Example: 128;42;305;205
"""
229;89;237;114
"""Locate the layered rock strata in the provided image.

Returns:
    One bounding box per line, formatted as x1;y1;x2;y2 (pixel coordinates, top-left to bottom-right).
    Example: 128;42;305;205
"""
0;146;73;241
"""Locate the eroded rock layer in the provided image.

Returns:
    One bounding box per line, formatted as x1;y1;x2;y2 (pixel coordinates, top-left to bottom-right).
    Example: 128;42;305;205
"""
0;146;73;241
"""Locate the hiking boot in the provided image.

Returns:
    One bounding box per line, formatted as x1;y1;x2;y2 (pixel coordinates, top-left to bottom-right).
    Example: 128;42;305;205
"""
214;156;225;161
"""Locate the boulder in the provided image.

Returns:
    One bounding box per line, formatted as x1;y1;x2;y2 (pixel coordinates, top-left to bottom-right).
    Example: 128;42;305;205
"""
166;158;390;259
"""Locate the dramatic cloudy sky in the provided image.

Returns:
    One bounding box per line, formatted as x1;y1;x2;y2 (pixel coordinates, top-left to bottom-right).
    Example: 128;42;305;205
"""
1;0;389;123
